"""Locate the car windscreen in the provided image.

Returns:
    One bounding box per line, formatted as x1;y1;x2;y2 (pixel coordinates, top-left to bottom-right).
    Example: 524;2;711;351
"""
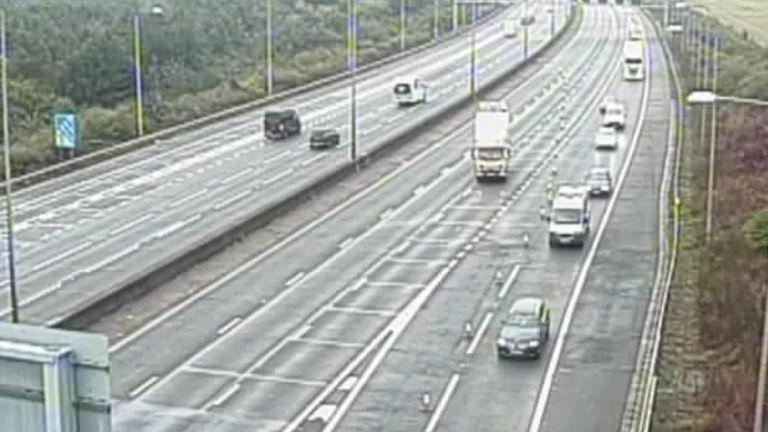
553;209;583;224
625;58;643;65
500;321;539;340
265;112;289;128
394;83;412;94
475;148;505;160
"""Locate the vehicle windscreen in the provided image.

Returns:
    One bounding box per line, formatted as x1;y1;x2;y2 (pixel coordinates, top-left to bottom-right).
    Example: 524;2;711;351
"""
500;320;539;340
553;209;583;224
394;83;412;94
265;113;288;129
625;58;643;65
475;148;506;160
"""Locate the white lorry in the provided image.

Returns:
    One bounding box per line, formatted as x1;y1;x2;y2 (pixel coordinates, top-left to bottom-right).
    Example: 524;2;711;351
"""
548;184;590;247
503;19;517;38
393;76;428;106
622;40;645;81
471;101;512;181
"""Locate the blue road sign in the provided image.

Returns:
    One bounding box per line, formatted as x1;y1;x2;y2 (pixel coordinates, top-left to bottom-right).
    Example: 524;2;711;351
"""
54;113;78;149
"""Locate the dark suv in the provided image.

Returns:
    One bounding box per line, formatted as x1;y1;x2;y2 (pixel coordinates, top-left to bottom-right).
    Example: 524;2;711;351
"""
264;110;301;140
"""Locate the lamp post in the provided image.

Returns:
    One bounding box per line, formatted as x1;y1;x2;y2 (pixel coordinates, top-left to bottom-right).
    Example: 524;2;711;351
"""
348;0;358;163
1;8;18;323
433;0;440;40
469;2;477;99
400;0;406;51
266;0;274;95
132;4;164;137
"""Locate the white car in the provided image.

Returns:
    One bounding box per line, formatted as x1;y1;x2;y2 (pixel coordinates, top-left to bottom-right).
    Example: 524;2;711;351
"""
594;127;622;150
602;102;626;130
598;96;617;115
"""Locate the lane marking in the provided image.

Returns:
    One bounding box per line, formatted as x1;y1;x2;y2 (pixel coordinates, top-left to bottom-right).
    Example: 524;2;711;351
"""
498;264;521;300
300;153;328;167
386;258;447;266
466;312;494;356
326;306;396;317
217;317;243;336
263;170;294;187
213;190;252;211
31;241;94;273
286;272;306;287
128;376;159;399
293;338;366;349
339;237;355;250
423;374;461;432
206;383;241;409
263;150;293;165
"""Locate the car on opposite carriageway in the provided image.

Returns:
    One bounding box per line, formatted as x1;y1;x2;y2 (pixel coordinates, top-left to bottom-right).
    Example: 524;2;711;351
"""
309;128;341;150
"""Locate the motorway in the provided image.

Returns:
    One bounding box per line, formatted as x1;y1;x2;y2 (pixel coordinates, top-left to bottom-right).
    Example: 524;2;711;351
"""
99;3;674;432
0;1;567;325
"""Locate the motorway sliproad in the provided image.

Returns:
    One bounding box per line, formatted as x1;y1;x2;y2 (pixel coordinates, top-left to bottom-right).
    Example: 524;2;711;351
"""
0;1;563;325
100;5;657;432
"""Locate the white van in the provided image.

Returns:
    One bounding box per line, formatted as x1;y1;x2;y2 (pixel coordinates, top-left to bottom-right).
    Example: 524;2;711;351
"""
393;76;428;106
548;184;590;247
502;20;517;38
602;102;626;130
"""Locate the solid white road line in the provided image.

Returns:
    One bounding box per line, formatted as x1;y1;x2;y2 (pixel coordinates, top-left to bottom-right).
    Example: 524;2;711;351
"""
466;312;495;356
498;264;521;300
423;374;461;432
216;317;243;336
128;376;159;399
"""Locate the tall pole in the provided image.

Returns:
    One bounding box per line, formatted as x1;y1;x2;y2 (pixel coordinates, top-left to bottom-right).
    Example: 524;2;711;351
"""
470;3;476;99
523;0;530;59
705;35;719;243
452;0;458;33
550;0;556;38
349;0;358;163
1;9;18;323
132;14;145;137
400;0;406;51
433;0;440;40
266;0;274;95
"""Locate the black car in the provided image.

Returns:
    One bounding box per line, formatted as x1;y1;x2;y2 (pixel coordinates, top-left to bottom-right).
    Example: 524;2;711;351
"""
309;129;341;149
264;109;301;140
520;15;536;26
585;168;613;197
496;297;550;359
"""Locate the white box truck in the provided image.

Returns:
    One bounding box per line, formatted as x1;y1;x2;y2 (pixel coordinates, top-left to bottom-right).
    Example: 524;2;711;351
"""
471;101;512;181
623;40;645;81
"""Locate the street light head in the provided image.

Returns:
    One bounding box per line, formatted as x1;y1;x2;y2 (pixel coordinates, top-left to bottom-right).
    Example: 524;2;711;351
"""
150;5;165;16
687;90;717;105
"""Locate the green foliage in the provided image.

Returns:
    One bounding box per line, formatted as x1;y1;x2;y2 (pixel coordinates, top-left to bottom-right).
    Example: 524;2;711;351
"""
1;0;470;176
743;208;768;251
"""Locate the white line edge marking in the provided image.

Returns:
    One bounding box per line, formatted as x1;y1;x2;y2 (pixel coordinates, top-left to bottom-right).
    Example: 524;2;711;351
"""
423;373;461;432
128;376;159;399
206;383;241;409
286;271;306;287
216;317;243;336
498;264;521;300
527;21;653;432
466;312;494;356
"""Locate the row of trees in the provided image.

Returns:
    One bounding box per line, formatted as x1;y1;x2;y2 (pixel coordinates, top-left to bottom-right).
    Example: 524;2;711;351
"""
2;0;480;175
